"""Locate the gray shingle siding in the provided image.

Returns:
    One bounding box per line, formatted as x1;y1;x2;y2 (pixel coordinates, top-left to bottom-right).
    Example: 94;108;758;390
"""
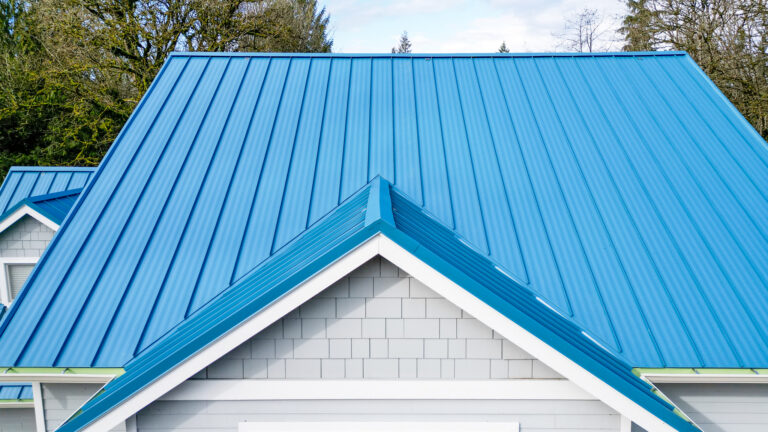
657;383;768;432
197;257;562;381
0;216;55;258
133;257;622;431
0;408;35;432
41;383;125;432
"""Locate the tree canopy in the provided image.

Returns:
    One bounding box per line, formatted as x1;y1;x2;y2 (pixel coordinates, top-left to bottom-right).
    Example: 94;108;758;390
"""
0;0;332;177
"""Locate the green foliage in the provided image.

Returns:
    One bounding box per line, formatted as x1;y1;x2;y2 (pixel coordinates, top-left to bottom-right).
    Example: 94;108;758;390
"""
0;0;333;178
498;41;509;53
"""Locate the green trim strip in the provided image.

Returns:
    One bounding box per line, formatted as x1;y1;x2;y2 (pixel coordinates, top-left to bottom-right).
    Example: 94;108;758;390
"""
0;399;33;403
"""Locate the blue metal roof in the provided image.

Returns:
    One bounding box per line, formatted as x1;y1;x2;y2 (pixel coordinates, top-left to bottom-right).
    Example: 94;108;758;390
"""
57;179;697;432
0;52;766;370
0;167;94;215
0;383;32;401
0;188;85;226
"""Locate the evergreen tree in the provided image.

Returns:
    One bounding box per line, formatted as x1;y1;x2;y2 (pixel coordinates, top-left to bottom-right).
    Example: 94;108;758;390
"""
391;31;412;53
620;0;654;51
498;41;510;53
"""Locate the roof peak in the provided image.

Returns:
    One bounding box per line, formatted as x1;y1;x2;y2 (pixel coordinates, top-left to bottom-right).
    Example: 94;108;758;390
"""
168;51;688;59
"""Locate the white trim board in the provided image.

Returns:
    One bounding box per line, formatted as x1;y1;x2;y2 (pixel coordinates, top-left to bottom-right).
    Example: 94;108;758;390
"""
0;205;59;234
0;373;116;384
32;382;45;432
238;422;520;432
0;402;34;409
644;373;768;384
78;234;679;432
161;379;593;401
0;256;38;306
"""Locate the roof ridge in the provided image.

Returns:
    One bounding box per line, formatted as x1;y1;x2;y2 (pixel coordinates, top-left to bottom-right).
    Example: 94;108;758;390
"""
168;51;689;59
364;176;395;227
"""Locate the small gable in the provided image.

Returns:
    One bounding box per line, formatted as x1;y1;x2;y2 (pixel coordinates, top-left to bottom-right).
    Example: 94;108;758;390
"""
0;216;55;259
197;257;562;381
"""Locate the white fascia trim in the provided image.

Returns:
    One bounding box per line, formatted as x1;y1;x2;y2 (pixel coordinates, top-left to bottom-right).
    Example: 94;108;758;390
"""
0;402;34;408
644;373;768;384
32;382;45;432
620;416;632;432
0;205;59;234
161;379;593;401
377;236;678;432
0;256;39;306
81;234;677;432
0;374;115;384
238;421;520;432
82;235;382;432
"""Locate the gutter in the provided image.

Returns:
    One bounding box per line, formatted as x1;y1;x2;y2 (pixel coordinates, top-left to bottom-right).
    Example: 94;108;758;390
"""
635;367;768;384
0;368;124;384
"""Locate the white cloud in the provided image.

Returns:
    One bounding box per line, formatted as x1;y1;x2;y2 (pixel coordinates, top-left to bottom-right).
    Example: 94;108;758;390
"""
322;0;628;54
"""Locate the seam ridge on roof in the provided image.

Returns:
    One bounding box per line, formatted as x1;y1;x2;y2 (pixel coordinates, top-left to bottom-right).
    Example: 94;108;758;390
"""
429;58;457;230
78;56;199;366
680;55;768;166
569;57;704;366
658;57;768;205
106;57;237;361
303;59;333;230
469;58;529;283
631;57;768;358
488;58;573;317
76;57;216;367
229;58;295;287
171;57;271;327
646;57;768;246
542;57;666;364
609;58;743;366
270;59;314;255
511;58;622;350
134;58;256;356
450;58;493;257
617;58;747;365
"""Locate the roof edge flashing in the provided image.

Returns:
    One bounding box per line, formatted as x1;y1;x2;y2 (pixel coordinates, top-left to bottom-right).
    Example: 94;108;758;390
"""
168;51;689;59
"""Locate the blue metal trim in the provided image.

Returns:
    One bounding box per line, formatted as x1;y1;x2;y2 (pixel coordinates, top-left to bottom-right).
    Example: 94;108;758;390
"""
169;51;689;59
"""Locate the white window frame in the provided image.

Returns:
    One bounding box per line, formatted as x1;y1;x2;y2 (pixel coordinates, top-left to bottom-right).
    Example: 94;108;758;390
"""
0;256;38;306
238;422;519;432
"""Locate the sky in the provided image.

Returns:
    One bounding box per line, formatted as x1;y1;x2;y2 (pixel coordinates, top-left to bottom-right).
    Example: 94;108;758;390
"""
319;0;627;54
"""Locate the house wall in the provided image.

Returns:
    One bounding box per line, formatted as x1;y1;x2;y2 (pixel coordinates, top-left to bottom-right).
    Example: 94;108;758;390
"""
136;399;620;432
41;383;126;432
133;258;622;432
195;257;562;381
0;408;35;432
656;383;768;432
0;216;54;258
